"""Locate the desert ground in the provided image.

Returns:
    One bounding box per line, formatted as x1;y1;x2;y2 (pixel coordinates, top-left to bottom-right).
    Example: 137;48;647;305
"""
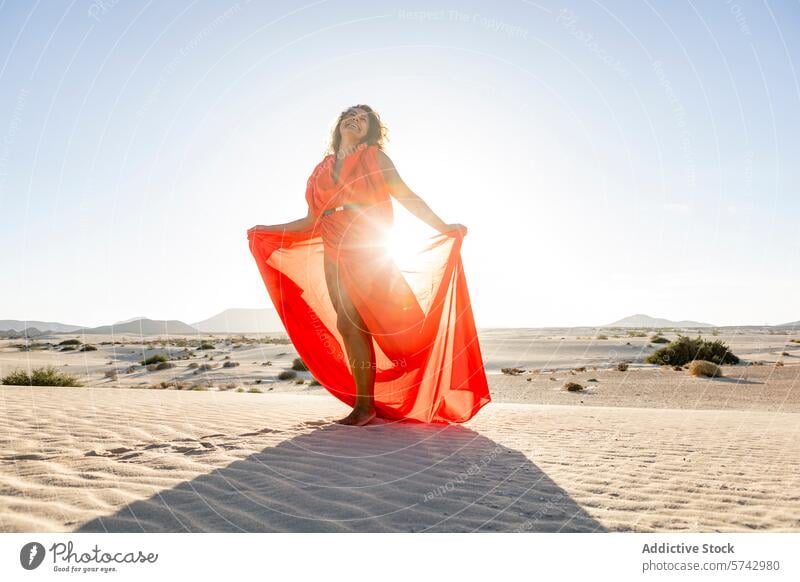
1;328;798;532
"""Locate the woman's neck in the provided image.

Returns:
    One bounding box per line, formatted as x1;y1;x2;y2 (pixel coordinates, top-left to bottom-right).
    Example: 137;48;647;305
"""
336;138;362;159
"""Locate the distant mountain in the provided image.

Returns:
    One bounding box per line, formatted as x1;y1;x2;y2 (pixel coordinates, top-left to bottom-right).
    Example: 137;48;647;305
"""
0;327;52;339
73;318;198;335
603;314;714;328
0;319;83;333
775;320;800;328
113;316;148;325
191;308;285;333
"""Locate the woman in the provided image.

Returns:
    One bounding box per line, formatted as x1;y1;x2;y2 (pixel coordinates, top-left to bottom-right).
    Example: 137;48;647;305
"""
248;105;490;426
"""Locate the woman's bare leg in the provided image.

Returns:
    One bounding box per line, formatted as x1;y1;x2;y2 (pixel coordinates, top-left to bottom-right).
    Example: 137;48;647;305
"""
324;255;376;425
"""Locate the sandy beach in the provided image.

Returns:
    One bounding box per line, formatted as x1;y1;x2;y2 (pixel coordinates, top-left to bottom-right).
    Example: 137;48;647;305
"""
1;329;798;532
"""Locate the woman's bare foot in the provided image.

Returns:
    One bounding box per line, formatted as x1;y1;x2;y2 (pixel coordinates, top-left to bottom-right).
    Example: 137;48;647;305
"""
335;406;376;426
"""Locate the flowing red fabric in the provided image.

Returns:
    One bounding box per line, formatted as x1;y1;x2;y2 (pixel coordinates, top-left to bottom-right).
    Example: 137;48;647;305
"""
247;143;490;423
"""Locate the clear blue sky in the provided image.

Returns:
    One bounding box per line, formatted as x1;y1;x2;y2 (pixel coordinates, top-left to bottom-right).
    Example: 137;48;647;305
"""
0;0;797;328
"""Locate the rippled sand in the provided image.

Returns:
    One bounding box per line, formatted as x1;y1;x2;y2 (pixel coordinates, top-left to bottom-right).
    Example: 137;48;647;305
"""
1;385;798;532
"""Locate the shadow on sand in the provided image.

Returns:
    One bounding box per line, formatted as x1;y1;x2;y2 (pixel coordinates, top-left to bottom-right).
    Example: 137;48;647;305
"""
77;423;605;532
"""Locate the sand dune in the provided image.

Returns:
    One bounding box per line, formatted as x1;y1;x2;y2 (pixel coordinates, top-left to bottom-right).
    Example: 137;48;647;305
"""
1;386;798;532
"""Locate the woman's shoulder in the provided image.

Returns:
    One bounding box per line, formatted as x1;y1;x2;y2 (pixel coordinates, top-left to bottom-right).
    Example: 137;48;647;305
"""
371;146;394;170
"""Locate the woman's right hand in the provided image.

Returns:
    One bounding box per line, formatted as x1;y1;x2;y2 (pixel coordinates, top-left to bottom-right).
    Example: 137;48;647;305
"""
248;212;314;237
247;225;278;235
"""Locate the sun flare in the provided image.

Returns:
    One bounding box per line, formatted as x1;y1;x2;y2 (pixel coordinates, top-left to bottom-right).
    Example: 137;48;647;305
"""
384;226;423;267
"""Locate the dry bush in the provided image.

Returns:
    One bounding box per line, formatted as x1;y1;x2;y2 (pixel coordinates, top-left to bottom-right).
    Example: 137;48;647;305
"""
2;366;83;387
616;362;629;371
646;334;738;366
563;382;584;392
688;360;722;378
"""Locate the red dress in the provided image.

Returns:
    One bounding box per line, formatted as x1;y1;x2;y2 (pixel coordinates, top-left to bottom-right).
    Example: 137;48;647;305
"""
247;143;490;422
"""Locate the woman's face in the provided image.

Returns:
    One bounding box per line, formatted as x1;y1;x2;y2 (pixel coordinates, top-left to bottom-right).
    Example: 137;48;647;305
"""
338;108;370;143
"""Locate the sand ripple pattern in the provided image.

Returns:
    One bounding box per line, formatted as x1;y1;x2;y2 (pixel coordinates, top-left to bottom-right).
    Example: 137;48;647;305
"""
0;387;798;532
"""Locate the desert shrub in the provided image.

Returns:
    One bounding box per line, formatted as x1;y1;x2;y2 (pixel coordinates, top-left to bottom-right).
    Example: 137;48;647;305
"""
236;387;245;393
278;370;297;380
154;381;189;390
58;339;81;346
155;362;175;371
616;362;629;372
222;361;240;368
188;362;199;369
645;335;739;366
501;367;525;375
60;345;76;351
195;363;216;372
125;365;137;374
198;342;215;350
564;382;584;392
295;379;304;385
595;334;608;340
309;379;321;386
104;370;118;380
2;366;82;387
79;344;98;352
650;336;669;344
188;384;208;391
688;360;722;378
248;387;263;393
627;331;647;337
141;354;167;365
15;342;50;351
291;358;308;371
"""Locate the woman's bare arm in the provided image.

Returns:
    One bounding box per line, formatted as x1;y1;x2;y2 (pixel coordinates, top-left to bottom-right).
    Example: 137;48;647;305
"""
376;150;465;235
